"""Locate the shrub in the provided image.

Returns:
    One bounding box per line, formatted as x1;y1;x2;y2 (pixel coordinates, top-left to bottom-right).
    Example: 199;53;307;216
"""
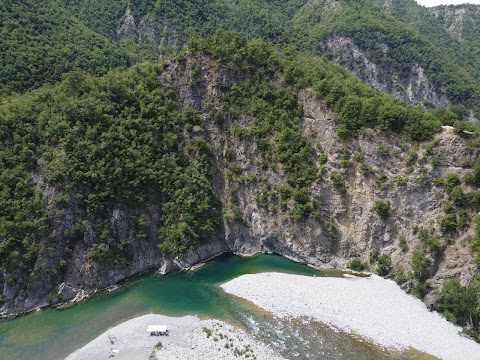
293;187;310;205
202;327;212;337
450;186;465;206
376;254;392;276
424;138;441;156
353;152;364;162
444;173;461;193
378;145;390;156
369;247;379;264
330;172;346;192
395;176;408;186
329;217;339;241
289;204;311;220
319;153;328;164
86;243;110;261
439;213;457;233
348;258;364;271
278;185;292;201
468;191;480;210
458;209;470;229
394;266;408;285
453;120;477;138
374;200;391;217
406;151;418;166
417;227;441;254
399;235;409;252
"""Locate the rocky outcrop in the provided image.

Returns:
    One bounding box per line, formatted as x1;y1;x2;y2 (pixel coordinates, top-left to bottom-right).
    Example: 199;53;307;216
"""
159;53;478;282
116;6;136;38
116;6;178;52
322;36;451;108
430;5;480;42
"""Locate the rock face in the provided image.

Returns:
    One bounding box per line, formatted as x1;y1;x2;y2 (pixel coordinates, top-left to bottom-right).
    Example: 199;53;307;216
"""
1;53;478;316
116;6;178;53
322;36;450;109
430;5;480;43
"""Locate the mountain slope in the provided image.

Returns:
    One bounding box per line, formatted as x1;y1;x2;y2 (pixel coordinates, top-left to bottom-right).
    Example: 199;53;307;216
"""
0;0;157;96
2;0;480;117
73;0;480;115
429;4;480;81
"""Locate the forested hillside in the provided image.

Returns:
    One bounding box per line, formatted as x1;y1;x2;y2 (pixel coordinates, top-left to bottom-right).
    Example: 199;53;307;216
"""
2;0;480;117
0;0;156;96
429;4;480;81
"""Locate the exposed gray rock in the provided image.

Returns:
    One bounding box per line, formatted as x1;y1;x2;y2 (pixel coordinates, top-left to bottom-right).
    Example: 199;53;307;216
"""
116;6;136;38
323;36;451;108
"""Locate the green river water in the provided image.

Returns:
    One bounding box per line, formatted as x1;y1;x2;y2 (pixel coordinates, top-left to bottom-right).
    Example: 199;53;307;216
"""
0;254;408;360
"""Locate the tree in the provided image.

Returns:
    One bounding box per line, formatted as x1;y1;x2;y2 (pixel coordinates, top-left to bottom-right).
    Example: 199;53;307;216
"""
436;278;478;326
339;96;363;133
378;103;407;131
412;250;431;283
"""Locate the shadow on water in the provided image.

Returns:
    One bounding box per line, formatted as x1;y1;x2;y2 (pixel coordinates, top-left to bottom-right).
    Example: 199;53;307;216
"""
0;254;417;360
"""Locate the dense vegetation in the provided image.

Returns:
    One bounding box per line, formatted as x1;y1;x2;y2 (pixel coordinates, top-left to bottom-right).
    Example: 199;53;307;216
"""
0;61;220;279
0;0;156;96
2;0;480;116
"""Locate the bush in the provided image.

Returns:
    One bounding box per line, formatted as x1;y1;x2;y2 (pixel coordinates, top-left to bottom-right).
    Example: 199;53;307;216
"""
439;213;457;233
369;247;379;264
378;145;390;156
86;243;110;261
330;172;346;192
293;187;310;205
377;254;392;276
450;186;465;206
395;176;408;186
348;258;364;271
319;153;328;164
417;227;441;254
406;151;418;166
374;200;391;217
399;235;409;252
289;203;311;220
202;327;212;337
444;173;461;193
458;209;470;229
394;266;408;285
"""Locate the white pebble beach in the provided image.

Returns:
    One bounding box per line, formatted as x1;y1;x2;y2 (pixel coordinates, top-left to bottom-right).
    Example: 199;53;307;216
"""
221;272;480;360
65;313;285;360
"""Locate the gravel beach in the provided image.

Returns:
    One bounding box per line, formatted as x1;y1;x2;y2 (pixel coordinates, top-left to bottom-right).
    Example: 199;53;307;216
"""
65;313;284;360
221;272;480;360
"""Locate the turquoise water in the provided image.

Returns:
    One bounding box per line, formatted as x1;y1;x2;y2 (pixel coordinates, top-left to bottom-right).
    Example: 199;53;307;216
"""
0;254;344;360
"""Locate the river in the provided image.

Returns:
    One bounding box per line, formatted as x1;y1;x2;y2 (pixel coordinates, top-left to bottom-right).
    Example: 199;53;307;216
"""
0;254;407;360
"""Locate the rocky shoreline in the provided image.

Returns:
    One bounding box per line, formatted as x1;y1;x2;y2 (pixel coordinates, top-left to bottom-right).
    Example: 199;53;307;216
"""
1;241;342;319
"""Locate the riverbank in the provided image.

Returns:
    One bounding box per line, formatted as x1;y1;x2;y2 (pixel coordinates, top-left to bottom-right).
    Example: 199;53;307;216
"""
65;314;285;360
221;272;480;360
